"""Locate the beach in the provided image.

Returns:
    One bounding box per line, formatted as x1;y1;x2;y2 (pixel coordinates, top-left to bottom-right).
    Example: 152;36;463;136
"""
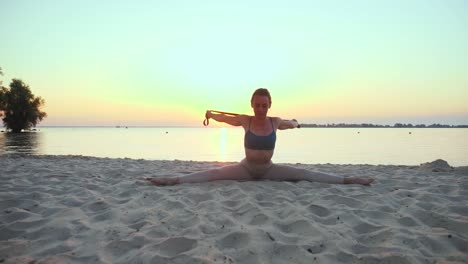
1;155;467;264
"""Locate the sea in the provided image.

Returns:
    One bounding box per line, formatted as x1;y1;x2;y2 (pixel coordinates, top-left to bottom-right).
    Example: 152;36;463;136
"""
1;127;467;166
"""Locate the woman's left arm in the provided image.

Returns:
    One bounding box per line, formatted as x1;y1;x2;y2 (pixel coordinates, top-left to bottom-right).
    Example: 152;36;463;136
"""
277;118;300;130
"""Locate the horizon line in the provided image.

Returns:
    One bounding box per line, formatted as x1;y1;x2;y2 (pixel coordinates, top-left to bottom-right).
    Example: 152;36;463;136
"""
28;122;468;128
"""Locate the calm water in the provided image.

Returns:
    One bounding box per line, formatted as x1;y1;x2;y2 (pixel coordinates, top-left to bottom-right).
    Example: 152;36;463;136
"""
1;127;467;166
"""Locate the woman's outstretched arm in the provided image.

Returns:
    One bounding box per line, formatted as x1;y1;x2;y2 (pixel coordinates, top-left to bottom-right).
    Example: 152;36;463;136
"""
278;118;300;130
206;111;247;127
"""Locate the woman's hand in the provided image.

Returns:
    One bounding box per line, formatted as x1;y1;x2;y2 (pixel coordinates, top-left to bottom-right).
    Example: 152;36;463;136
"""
205;110;213;119
292;119;301;128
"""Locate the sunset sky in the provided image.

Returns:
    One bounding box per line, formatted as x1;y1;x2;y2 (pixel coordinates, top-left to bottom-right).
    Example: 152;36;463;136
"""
1;0;467;126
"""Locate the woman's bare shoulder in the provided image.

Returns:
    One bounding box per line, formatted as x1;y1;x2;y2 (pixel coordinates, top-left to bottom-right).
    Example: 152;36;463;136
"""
270;116;282;121
237;114;252;128
270;116;283;128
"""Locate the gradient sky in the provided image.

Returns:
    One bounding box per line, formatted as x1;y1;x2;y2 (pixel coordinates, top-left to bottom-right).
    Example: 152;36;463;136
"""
1;0;467;126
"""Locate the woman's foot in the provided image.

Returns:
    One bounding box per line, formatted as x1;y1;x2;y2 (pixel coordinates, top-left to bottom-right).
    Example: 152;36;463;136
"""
145;177;180;186
344;177;375;186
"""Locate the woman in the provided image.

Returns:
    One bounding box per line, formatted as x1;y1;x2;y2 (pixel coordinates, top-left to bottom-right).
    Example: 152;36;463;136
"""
146;88;374;186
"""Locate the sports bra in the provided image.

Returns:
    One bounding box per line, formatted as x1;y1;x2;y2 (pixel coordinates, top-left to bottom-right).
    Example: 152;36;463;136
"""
244;117;276;150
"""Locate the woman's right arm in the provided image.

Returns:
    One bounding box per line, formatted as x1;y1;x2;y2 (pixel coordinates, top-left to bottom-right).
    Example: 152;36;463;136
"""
206;111;245;126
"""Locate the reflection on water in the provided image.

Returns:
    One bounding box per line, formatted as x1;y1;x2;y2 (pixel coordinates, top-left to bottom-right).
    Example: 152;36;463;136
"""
0;127;467;165
0;132;42;155
219;128;227;161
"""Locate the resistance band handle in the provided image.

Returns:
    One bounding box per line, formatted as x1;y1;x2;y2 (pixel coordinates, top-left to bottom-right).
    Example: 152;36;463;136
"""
203;113;210;126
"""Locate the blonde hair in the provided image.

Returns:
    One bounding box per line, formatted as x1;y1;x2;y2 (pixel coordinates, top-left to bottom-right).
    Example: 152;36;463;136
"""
251;88;271;105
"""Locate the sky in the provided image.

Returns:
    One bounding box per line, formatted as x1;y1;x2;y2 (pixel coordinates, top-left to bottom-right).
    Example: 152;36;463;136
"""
1;0;467;126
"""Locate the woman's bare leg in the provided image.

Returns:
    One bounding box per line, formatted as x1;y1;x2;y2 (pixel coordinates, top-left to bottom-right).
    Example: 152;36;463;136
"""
145;163;251;185
344;177;374;185
262;164;374;185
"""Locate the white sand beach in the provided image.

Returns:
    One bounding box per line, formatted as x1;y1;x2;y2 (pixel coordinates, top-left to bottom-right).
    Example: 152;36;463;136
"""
1;155;467;264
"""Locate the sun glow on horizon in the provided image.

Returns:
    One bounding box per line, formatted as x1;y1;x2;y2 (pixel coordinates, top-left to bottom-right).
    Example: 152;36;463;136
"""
1;1;467;126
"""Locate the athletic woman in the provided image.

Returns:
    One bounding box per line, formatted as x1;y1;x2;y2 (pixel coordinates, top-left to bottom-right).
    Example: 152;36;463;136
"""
146;88;374;186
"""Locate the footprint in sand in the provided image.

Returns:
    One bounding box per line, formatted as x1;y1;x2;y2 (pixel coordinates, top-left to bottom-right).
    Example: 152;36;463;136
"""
248;213;269;225
217;232;250;249
158;237;197;257
307;204;331;217
277;220;321;236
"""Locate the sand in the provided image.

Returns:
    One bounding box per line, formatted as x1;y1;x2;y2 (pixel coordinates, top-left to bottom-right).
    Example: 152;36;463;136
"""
0;155;467;264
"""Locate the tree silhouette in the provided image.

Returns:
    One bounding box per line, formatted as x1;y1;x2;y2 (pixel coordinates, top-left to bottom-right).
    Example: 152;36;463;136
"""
0;67;5;119
0;79;47;133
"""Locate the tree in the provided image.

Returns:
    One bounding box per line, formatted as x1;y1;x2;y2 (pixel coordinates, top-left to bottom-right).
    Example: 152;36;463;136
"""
0;79;47;133
0;67;5;119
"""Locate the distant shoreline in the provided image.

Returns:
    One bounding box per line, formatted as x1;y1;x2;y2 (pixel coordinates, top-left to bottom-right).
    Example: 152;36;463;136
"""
300;123;468;128
2;123;467;131
29;124;468;129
